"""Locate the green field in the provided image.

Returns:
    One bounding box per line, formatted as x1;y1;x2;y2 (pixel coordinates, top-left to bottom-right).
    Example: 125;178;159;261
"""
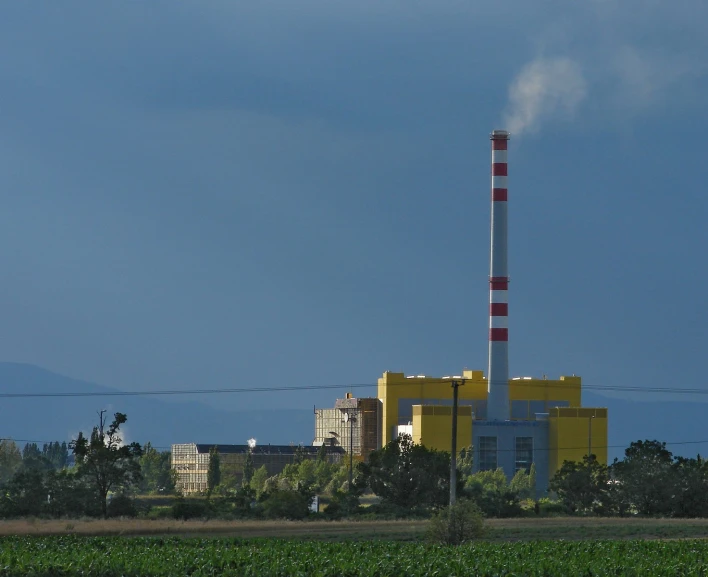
1;536;708;576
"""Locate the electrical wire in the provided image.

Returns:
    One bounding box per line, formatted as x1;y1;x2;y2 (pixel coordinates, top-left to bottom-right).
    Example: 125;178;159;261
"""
3;437;708;454
1;378;708;398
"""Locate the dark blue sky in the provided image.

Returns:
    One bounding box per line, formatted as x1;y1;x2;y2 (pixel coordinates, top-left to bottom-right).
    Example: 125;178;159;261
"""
1;1;706;411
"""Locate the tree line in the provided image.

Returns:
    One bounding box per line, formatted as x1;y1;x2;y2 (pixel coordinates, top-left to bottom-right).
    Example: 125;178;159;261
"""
3;412;708;520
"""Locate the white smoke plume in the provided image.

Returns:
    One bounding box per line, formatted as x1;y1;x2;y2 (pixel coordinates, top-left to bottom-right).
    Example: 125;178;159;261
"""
503;57;587;135
247;438;257;449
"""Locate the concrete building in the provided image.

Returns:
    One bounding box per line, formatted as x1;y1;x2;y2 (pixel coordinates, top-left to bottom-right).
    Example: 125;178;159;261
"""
313;395;382;460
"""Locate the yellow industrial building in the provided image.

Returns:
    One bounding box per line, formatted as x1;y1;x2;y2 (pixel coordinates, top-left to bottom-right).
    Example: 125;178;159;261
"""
376;369;607;490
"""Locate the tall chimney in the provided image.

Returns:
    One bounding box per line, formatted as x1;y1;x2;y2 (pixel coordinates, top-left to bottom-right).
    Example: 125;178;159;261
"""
487;129;510;421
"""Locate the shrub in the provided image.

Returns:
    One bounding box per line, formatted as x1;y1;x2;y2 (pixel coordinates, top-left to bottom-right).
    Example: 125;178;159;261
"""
426;499;485;546
323;491;361;519
537;497;567;516
145;506;172;520
260;490;310;520
171;498;209;520
107;493;138;518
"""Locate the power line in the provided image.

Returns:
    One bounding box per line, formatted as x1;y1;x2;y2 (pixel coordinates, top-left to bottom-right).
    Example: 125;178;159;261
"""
1;379;708;399
3;437;708;453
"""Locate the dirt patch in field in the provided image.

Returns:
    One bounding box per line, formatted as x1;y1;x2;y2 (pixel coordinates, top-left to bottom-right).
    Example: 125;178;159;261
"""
3;517;708;541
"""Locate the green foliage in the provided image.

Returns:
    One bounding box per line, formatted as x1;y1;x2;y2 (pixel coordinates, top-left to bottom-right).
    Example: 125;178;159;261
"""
171;497;209;520
293;445;307;465
323;490;361;519
0;468;47;517
550;455;611;515
5;536;708;575
427;499;485;545
457;446;474;477
249;465;269;498
21;443;41;461
207;447;221;495
359;434;451;510
671;456;708;517
106;493;138;518
42;442;69;470
259;489;310;520
242;451;254;488
45;469;102;517
611;440;674;516
464;468;522;518
138;443;176;495
0;440;22;484
508;463;537;500
317;442;328;463
70;412;143;518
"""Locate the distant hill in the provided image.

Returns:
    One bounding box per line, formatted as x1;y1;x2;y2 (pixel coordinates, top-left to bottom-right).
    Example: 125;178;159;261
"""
0;363;705;463
583;391;708;462
0;363;314;449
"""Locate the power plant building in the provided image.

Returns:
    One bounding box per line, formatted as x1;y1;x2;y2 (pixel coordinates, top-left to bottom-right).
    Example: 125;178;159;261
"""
377;370;607;492
315;129;608;495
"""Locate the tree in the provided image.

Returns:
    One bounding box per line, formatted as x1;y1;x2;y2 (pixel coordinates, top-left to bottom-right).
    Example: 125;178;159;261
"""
22;443;41;460
207;446;221;494
457;446;474;478
293;445;307;465
358;434;452;510
139;443;176;494
0;468;48;517
0;440;22;484
671;456;708;517
510;464;536;500
70;412;142;518
42;442;69;470
20;442;53;473
250;465;269;498
550;455;610;514
242;450;255;488
611;440;674;516
317;442;328;463
464;468;522;518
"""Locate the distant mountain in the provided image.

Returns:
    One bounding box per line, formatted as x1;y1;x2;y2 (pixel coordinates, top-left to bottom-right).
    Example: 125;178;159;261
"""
584;391;708;462
0;363;704;463
0;363;314;449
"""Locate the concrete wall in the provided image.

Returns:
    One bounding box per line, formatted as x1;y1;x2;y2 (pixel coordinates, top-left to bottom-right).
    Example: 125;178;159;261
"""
472;420;550;496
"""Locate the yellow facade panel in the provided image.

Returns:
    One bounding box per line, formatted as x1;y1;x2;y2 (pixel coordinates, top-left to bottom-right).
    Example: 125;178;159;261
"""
412;405;473;453
378;370;584;445
548;407;608;474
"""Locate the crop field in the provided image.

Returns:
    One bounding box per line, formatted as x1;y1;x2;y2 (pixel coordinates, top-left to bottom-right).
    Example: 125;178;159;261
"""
1;536;708;576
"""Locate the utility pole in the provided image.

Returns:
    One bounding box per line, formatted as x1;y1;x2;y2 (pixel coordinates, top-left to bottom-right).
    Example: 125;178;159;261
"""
344;409;357;491
588;414;595;459
450;379;465;506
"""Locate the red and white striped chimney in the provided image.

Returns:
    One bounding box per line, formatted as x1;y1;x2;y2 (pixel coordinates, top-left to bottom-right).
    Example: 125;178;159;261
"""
487;129;510;421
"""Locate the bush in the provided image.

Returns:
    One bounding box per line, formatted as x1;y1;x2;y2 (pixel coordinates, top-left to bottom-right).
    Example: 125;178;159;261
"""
171;498;209;520
260;490;310;520
145;506;172;520
427;499;485;546
536;498;568;516
107;493;138;518
323;491;361;519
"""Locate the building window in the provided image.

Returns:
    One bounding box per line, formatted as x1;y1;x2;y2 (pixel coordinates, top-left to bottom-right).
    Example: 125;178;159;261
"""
479;436;497;471
515;437;533;473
